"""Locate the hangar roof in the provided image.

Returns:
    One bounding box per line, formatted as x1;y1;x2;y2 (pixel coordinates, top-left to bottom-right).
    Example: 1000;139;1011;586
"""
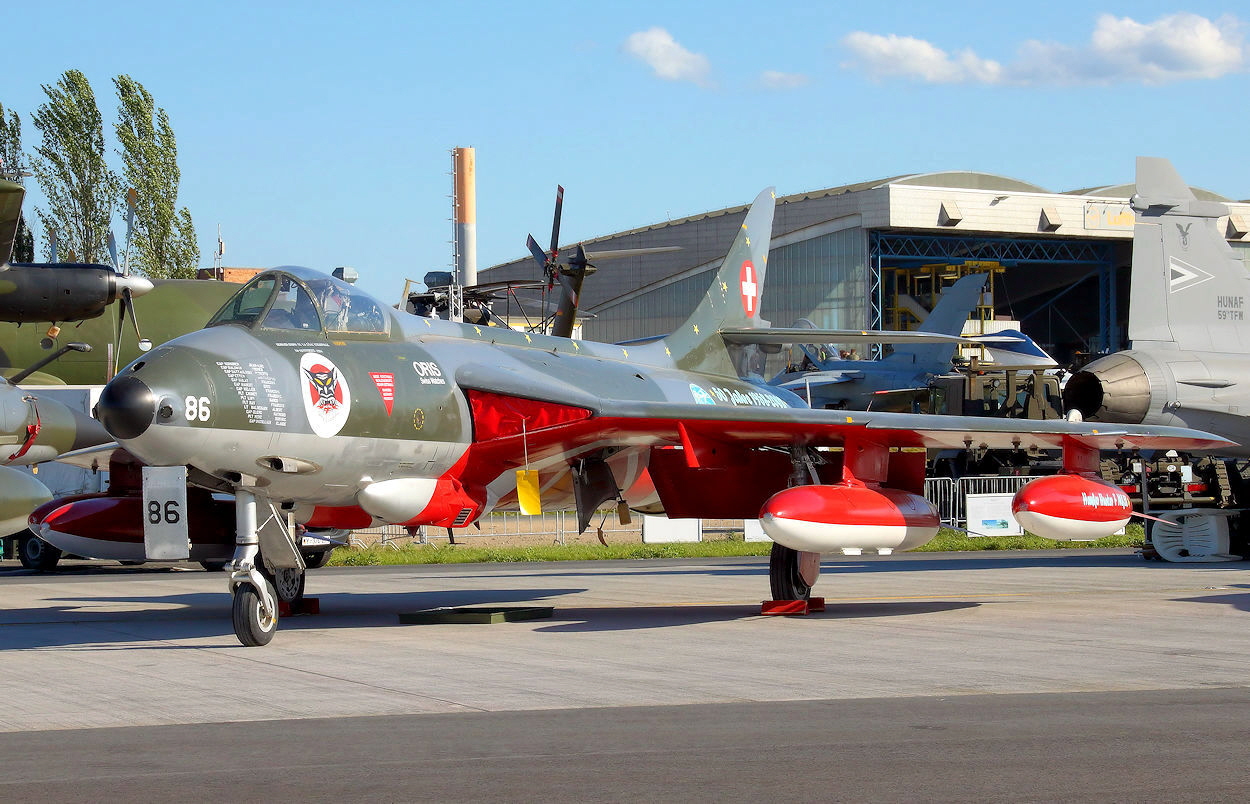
479;169;1248;323
525;171;1054;247
1065;182;1230;202
885;171;1049;193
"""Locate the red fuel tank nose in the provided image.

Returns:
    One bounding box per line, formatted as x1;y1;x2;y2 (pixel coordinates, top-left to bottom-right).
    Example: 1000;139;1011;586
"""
1012;474;1132;541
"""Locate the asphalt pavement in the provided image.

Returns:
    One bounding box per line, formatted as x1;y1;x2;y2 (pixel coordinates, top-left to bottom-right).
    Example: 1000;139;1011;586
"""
2;550;1249;800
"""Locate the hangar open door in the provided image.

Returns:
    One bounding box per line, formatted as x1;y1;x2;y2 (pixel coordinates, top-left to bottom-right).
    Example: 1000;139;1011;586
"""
869;232;1119;366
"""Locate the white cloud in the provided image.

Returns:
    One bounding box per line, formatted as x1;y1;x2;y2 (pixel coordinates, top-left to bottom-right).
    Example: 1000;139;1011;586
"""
841;12;1246;86
758;70;810;90
841;31;1002;84
1088;13;1245;83
623;27;712;87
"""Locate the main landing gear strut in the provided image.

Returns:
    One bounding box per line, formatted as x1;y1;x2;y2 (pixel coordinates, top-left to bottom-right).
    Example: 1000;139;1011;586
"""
769;543;821;601
767;448;823;603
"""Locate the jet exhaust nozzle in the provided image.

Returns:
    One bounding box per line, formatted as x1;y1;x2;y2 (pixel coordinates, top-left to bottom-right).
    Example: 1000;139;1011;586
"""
1061;353;1151;423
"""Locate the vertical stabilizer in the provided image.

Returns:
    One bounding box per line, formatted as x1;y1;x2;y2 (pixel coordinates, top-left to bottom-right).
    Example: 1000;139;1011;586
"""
658;188;776;376
882;272;987;368
1129;157;1250;353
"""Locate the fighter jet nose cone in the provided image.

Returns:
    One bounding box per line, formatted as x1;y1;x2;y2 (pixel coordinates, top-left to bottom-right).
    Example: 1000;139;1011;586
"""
97;374;156;440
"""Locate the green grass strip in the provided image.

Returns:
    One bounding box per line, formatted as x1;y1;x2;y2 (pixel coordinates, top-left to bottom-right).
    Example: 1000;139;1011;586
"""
328;525;1145;566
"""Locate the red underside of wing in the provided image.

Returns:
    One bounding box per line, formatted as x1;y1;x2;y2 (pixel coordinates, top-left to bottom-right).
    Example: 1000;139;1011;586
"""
455;395;935;517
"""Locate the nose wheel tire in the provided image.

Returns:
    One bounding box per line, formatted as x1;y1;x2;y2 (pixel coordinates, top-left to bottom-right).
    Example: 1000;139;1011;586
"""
232;581;277;647
769;543;818;601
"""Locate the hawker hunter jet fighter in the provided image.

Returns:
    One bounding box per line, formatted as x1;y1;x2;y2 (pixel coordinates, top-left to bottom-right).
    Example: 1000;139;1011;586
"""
89;188;1231;646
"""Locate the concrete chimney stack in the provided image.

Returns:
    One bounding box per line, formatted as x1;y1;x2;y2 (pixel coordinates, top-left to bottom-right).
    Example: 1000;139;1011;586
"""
452;147;477;286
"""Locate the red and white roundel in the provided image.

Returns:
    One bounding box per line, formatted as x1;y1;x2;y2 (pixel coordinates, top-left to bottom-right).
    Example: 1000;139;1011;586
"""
739;260;759;317
300;351;352;438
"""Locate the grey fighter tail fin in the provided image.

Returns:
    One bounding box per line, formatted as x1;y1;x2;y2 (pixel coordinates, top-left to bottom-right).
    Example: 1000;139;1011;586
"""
881;272;987;369
657;188;776;376
1129;157;1250;353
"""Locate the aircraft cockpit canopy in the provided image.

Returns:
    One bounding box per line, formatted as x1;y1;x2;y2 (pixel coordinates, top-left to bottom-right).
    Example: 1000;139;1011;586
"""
207;267;391;338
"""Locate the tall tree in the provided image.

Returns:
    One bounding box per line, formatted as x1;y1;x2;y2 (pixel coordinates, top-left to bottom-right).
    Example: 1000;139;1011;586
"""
113;75;199;279
0;101;36;262
29;70;119;264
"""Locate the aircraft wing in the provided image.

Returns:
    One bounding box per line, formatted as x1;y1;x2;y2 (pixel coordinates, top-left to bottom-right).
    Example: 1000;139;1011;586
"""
774;370;863;387
720;327;979;346
456;362;1234;461
972;329;1058;368
583;402;1232;453
51;442;120;470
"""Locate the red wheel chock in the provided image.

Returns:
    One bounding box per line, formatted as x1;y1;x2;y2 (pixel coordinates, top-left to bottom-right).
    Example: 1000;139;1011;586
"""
279;597;320;617
761;597;825;615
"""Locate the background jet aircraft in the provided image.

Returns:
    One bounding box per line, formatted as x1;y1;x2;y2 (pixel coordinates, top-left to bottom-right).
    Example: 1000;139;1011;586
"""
767;273;1054;410
1060;157;1250;561
85;188;1229;646
1063;156;1250;453
0;379;111;569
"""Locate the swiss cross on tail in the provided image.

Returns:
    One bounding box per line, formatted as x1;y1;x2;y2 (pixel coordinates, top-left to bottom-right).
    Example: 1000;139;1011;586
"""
739;260;758;317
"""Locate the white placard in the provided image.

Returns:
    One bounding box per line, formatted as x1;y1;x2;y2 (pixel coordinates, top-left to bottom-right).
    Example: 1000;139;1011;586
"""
142;466;190;559
642;515;702;543
743;519;771;542
965;492;1023;537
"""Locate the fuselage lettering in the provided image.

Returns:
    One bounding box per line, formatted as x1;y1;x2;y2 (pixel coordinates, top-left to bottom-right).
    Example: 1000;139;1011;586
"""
1217;295;1245;320
413;361;447;385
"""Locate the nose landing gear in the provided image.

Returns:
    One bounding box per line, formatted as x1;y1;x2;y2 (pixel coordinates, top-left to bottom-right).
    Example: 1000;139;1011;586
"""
228;488;306;646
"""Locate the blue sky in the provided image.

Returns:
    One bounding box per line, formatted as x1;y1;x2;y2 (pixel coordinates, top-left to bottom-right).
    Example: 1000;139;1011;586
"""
3;1;1248;302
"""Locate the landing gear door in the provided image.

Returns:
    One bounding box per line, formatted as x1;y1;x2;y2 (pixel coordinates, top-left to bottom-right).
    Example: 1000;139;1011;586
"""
141;465;190;560
257;503;305;571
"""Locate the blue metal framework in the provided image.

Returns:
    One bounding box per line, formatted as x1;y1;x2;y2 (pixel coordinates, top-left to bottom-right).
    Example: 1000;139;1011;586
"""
868;231;1120;352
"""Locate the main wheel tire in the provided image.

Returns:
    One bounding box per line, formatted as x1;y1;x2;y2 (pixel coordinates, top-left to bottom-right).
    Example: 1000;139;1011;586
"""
267;566;306;604
232;582;277;647
18;532;62;571
301;549;333;569
769;543;813;601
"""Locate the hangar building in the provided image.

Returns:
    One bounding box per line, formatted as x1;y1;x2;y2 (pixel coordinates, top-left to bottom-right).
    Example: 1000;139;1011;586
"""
480;172;1250;367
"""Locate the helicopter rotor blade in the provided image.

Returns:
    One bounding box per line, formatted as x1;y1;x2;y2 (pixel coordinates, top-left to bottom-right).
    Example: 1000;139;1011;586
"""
579;245;681;262
526;234;550;273
548;184;564;262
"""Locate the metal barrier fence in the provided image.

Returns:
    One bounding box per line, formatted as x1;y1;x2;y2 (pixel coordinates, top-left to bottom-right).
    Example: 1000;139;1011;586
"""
925;475;1034;526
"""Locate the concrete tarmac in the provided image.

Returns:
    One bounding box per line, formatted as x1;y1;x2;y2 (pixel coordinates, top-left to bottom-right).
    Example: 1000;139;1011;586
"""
2;549;1249;800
